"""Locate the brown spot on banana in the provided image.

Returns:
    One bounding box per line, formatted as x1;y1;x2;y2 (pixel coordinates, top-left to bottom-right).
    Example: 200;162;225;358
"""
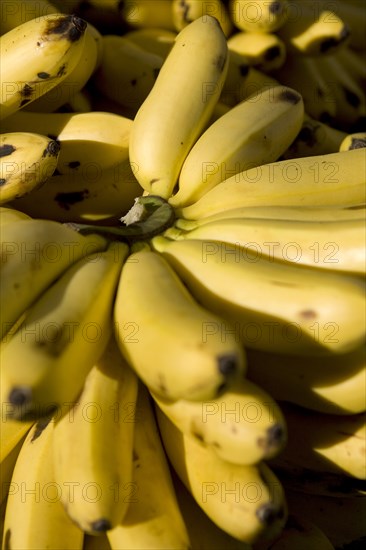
0;144;16;158
44;14;87;42
277;89;302;104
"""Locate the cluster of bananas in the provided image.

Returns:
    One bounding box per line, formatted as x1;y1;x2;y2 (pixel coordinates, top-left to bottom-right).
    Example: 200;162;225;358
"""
1;1;366;549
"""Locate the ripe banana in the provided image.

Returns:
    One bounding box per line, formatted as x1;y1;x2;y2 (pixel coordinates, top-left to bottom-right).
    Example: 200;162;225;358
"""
2;416;84;549
171;0;233;37
52;336;138;534
93;35;164;116
123;27;176;59
269;402;366;480
152;236;366;355
246;344;366;415
169;85;304;207
3;110;133;175
168;216;366;275
227;30;286;72
118;0;176;31
0;0;60;35
339;131;366;151
1;241;127;420
156;406;287;544
0;218;107;339
0;132;60;205
0;13;87;119
177;149;366;219
151;375;287;465
0;206;31;226
114;244;245;400
129;15;229;198
24;22;103;113
229;0;290;33
107;382;191;550
8;157;143;224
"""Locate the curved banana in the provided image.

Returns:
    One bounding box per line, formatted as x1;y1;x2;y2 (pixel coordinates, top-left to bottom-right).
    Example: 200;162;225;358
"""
1;241;127;420
114;244;245;401
2;416;84;549
156;406;287;544
152;375;287;465
269;402;366;479
24;23;103;113
93;35;164;116
118;0;176;31
177;149;366;219
123;27;176;59
168;216;366;275
228;30;286;72
0;206;31;226
107;382;191;550
229;0;289;33
246;345;366;415
152;236;366;356
339;131;366;151
0;218;107;339
0;0;60;35
171;0;233;37
8;157;143;224
0;13;87;119
169;85;304;207
52;336;138;534
129;15;229;198
0;132;60;205
3;110;133;175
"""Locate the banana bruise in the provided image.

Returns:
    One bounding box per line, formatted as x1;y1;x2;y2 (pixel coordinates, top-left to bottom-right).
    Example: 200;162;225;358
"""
118;0;176;31
151;236;366;356
123;28;177;59
107;382;191;550
52;337;138;534
169;85;304;207
152;375;287;465
0;132;60;204
339;131;366;151
246;345;366;415
0;13;87;119
229;0;290;33
0;0;60;35
171;0;233;37
177;149;366;219
24;23;103;113
8;157;142;225
156;407;287;544
269;402;366;480
0;219;107;339
3;110;133;175
114;245;245;401
1;241;128;420
227;31;287;72
169;216;366;275
129;15;229;198
93;35;164;116
2;417;84;550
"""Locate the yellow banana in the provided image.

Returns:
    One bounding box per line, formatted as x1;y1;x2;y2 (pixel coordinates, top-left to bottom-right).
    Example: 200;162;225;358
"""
52;336;138;534
3;110;133;175
0;218;107;339
24;23;103;113
93;35;164;116
114;244;245;400
152;375;287;465
0;13;87;119
229;0;290;33
0;0;60;35
168;216;366;275
156;406;287;544
246;345;366;415
171;0;233;37
177;149;366;219
107;382;191;550
1;241;127;420
152;236;366;355
8;157;143;224
169;85;304;207
129;15;229;198
339;131;366;151
0;206;31;226
228;30;286;72
123;27;177;58
2;416;84;549
118;0;176;31
0;132;60;205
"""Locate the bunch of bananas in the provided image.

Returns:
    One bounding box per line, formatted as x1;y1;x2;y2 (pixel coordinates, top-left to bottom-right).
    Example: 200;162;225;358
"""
1;1;365;549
